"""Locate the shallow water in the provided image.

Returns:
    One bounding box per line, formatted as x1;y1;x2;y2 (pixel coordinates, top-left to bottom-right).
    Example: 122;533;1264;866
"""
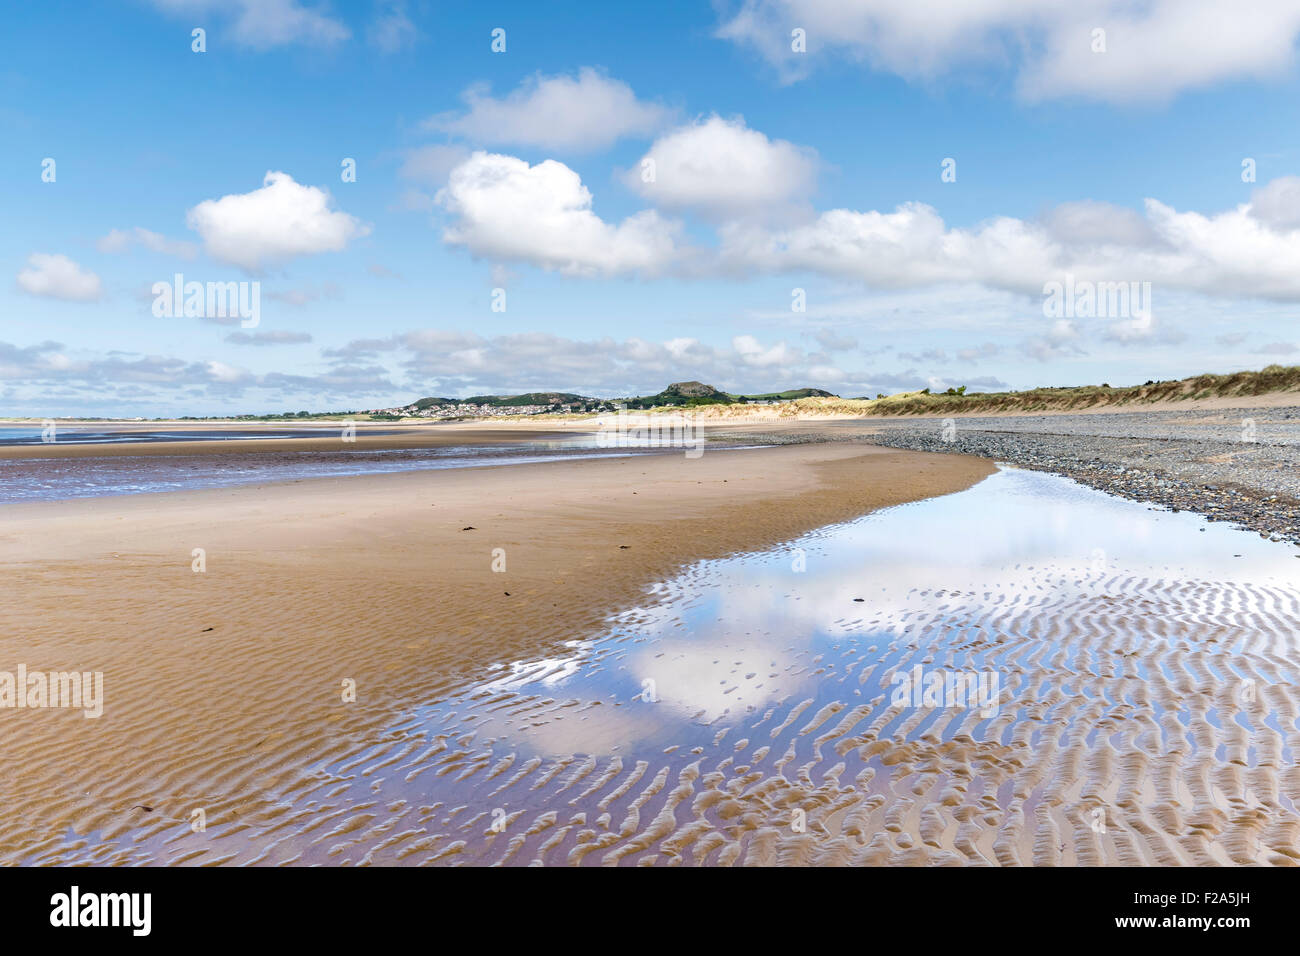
0;425;397;445
458;463;1300;756
0;436;676;503
30;467;1300;865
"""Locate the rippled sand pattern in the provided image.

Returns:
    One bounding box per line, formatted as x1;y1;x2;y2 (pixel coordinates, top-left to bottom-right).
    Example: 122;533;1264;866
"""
268;581;1297;865
11;467;1300;865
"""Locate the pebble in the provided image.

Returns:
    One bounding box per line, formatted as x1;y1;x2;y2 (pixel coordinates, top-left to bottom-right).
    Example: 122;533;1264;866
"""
767;406;1300;550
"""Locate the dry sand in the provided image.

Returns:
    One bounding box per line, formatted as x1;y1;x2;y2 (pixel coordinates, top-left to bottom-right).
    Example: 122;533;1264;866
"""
0;441;993;864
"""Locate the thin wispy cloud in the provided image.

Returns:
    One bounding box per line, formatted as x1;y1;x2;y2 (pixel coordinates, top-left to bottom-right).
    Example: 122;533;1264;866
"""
16;254;103;302
425;69;673;152
149;0;350;49
717;0;1300;102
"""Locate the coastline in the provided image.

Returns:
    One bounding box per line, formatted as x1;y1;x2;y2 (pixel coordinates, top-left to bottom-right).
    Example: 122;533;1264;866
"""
845;409;1300;549
0;425;573;460
0;442;994;863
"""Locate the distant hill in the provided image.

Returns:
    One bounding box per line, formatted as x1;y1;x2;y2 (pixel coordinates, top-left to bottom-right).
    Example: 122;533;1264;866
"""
621;382;836;409
623;381;728;408
403;382;838;414
413;391;594;409
740;388;837;401
166;366;1300;421
385;366;1300;422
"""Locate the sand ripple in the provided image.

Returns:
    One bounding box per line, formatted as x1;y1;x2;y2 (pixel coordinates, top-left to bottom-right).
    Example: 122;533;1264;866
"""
4;462;1297;866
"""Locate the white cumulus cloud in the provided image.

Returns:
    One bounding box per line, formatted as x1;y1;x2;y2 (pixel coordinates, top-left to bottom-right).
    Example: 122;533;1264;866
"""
627;115;819;219
718;179;1300;301
436;152;683;277
187;171;369;271
1248;176;1300;231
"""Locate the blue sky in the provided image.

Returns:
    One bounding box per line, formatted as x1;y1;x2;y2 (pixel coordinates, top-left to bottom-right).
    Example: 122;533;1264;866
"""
4;0;1300;416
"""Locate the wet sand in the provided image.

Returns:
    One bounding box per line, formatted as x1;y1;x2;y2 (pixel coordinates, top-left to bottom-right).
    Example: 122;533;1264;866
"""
0;424;567;460
0;442;992;864
301;467;1300;867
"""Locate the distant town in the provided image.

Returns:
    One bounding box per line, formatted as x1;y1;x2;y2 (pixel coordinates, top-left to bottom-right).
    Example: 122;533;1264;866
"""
367;398;617;419
362;382;837;420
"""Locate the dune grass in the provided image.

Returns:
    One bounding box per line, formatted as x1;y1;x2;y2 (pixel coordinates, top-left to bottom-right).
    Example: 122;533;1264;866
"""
644;365;1300;419
782;365;1300;417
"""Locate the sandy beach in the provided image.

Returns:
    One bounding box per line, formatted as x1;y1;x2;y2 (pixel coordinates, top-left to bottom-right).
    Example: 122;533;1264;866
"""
5;410;1300;867
0;441;993;864
14;0;1300;930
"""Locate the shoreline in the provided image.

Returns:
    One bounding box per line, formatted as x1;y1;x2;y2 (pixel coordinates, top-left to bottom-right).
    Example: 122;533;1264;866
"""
0;425;575;460
849;413;1300;549
0;442;994;864
11;403;1300;550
